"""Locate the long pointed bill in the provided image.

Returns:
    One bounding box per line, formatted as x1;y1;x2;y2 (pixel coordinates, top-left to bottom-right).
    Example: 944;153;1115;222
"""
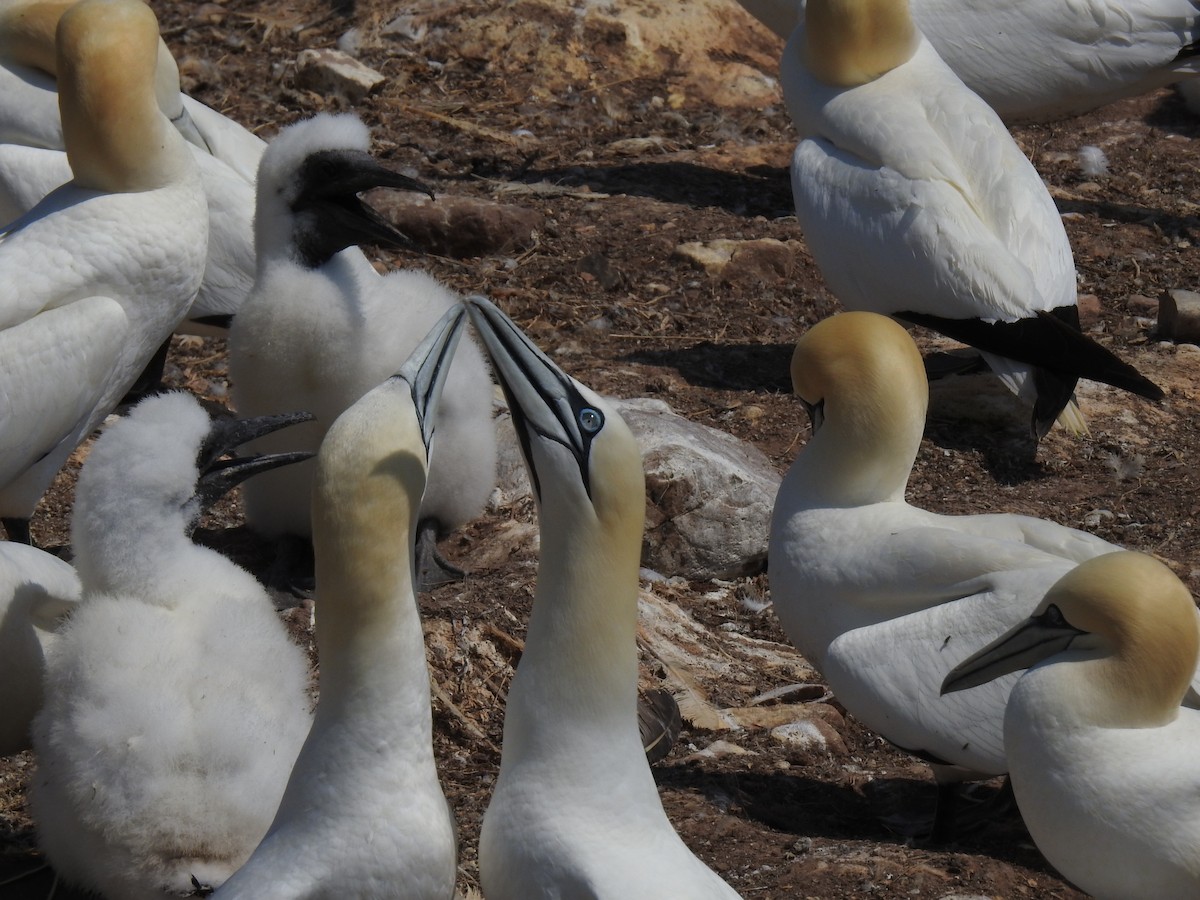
464;295;601;500
197;410;315;472
393;304;467;453
941;610;1086;695
196;450;315;510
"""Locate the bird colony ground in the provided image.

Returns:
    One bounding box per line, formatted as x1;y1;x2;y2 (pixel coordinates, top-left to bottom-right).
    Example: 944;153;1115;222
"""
3;1;1200;898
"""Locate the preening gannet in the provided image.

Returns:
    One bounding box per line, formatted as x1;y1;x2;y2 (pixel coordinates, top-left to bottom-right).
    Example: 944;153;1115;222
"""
738;0;1200;123
781;0;1162;437
768;312;1125;829
465;295;741;899
0;0;257;330
30;391;314;899
0;0;208;542
230;113;496;587
0;540;78;756
215;308;466;900
943;552;1200;899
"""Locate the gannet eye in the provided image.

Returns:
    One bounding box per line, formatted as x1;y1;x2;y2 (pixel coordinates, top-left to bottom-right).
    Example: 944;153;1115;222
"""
579;407;603;433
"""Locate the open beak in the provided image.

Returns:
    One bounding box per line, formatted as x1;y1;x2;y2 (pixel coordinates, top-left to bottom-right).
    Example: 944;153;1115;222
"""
196;410;315;509
392;304;467;453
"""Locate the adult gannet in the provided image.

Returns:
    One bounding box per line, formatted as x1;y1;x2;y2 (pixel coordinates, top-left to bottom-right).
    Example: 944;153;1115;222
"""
780;0;1163;437
768;312;1125;832
738;0;1200;123
0;540;78;756
465;295;741;899
215;308;465;900
943;552;1200;898
230;113;496;588
0;0;257;330
30;392;314;899
0;0;208;544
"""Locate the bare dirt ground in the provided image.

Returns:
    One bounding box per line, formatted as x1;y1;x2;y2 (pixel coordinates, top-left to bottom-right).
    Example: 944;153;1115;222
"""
4;1;1200;897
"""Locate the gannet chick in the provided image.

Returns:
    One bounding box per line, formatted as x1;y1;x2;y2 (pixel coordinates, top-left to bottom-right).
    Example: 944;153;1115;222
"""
943;552;1200;898
781;0;1163;437
464;296;741;899
768;312;1125;834
0;540;78;756
29;392;314;899
215;307;466;900
0;0;255;331
0;0;207;543
230;113;496;588
738;0;1200;124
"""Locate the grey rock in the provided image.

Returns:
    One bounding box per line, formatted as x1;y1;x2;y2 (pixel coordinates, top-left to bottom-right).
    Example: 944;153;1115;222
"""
1159;288;1200;344
295;48;385;101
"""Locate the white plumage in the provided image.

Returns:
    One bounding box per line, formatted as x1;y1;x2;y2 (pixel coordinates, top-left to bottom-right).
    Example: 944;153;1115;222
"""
738;0;1200;123
216;309;465;900
768;313;1122;795
230;113;495;576
780;0;1161;437
944;552;1200;898
0;0;207;536
30;391;312;899
0;541;78;756
466;296;740;900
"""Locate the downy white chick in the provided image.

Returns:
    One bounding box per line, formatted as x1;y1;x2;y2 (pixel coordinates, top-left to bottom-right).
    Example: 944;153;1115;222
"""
230;113;496;588
465;296;741;899
0;0;207;544
30;392;314;899
215;307;466;900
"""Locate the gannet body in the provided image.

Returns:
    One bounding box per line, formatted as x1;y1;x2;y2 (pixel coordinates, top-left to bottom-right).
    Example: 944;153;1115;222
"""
216;309;465;900
781;0;1162;437
466;296;740;900
944;552;1200;898
0;0;207;535
739;0;1200;123
0;0;255;328
769;312;1122;783
230;114;495;574
30;392;313;899
0;540;78;755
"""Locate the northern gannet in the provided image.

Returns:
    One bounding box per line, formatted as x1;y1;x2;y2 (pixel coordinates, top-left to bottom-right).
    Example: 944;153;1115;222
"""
943;552;1200;898
0;0;257;331
0;0;208;544
768;312;1124;831
738;0;1200;123
30;392;314;899
465;295;741;899
0;540;78;756
215;308;465;900
230;113;496;588
781;0;1163;437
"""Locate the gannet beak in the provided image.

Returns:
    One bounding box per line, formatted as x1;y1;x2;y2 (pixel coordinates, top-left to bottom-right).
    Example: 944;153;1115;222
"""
294;148;434;253
169;105;213;155
196;410;316;508
802;398;825;433
463;294;602;501
392;304;467;453
940;604;1087;695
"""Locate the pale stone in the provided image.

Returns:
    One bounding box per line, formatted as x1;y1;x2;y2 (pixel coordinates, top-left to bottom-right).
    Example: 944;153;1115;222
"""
295;48;385;101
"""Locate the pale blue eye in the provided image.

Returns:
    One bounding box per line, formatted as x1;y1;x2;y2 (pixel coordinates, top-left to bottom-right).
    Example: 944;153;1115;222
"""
579;407;602;433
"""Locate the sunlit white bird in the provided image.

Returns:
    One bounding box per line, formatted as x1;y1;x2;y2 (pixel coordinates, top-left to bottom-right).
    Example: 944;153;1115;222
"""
768;312;1136;835
230;113;496;588
0;0;208;545
30;392;314;899
944;552;1200;898
0;540;78;756
738;0;1200;123
466;296;741;900
216;308;465;900
0;0;259;331
780;0;1162;437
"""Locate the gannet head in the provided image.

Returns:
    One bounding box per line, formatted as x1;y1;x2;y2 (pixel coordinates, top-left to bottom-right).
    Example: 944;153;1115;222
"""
254;112;434;269
801;0;920;87
942;551;1199;725
72;392;313;593
311;305;466;615
789;311;927;506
